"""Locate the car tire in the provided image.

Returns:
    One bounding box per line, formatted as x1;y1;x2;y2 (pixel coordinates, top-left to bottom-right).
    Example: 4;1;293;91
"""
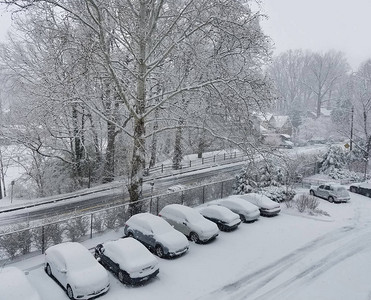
127;231;133;238
67;285;74;300
190;232;199;243
328;196;334;203
350;186;356;193
118;270;125;283
217;224;225;231
239;214;246;223
310;190;315;196
46;264;52;277
155;245;164;258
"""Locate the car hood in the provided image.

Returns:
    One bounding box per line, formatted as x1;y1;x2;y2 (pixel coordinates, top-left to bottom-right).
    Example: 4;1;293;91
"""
69;264;108;289
157;230;189;252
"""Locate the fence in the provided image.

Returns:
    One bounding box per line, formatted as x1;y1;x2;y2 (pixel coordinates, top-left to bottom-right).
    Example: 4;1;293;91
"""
0;178;235;262
145;151;245;176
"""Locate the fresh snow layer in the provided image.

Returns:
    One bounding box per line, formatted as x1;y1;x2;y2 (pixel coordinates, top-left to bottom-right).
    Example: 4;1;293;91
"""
6;191;371;300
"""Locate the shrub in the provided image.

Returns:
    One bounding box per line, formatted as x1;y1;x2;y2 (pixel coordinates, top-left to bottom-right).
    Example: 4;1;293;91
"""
65;216;89;242
295;194;319;213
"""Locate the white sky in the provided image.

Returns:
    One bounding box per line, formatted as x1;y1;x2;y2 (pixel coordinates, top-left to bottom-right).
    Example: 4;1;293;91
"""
1;2;371;70
260;0;371;70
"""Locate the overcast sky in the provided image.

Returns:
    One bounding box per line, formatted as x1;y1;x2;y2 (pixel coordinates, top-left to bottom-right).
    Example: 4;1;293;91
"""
260;0;371;70
1;1;371;70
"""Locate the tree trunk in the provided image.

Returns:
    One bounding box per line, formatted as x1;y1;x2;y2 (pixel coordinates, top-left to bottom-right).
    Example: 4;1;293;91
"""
102;121;116;183
149;107;159;168
173;119;183;169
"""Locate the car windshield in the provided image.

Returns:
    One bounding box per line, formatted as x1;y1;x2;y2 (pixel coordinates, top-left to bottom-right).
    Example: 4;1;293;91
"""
186;211;205;223
151;219;172;235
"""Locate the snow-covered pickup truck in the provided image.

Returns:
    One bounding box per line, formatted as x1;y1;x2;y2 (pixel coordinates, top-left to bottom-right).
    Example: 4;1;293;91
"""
309;183;350;203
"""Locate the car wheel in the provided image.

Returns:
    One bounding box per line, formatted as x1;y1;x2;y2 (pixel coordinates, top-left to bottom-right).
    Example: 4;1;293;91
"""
328;196;334;203
310;190;315;196
127;231;133;238
239;214;246;223
190;232;199;243
217;224;225;231
155;245;164;258
118;270;126;283
46;264;52;277
67;285;74;300
350;186;356;193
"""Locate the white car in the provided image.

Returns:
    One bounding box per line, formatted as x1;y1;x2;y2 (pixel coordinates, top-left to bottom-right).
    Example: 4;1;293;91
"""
198;205;241;231
237;193;281;216
123;213;189;258
310;183;350;203
95;238;159;285
159;204;219;243
217;196;260;222
0;266;41;300
45;242;110;300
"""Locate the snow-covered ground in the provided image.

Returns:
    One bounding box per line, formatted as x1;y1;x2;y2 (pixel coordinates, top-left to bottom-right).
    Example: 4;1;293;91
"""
6;191;371;300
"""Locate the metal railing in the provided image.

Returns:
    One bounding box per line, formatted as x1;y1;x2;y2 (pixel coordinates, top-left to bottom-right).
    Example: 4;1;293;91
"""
0;178;235;262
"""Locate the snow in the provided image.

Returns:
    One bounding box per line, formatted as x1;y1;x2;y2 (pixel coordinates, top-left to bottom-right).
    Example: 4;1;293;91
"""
0;266;41;300
198;205;240;223
238;193;281;209
6;191;371;300
103;238;158;275
125;213;189;253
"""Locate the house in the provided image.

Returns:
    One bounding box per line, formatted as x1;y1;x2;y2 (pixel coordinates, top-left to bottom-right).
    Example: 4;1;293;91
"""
268;115;293;136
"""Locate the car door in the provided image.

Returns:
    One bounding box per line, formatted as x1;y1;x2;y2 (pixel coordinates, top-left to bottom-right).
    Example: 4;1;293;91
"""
52;253;68;288
140;222;156;249
317;185;326;198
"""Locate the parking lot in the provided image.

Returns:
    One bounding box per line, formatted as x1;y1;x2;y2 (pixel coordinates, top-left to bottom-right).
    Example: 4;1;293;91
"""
10;190;371;300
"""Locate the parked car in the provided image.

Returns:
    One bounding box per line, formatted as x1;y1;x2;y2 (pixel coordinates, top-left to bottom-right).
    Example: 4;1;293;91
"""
309;183;350;203
95;238;159;285
217;196;260;222
237;193;281;217
159;204;219;243
198;205;241;231
167;184;187;193
123;213;189;258
349;182;371;197
0;266;41;300
45;242;110;300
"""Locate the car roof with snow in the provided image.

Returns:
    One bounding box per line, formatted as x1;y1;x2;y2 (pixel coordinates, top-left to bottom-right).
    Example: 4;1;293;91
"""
103;238;157;271
127;213;172;232
0;267;41;300
199;205;239;220
220;196;259;210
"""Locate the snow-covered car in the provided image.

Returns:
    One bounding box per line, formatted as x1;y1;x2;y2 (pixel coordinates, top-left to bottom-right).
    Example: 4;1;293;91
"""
167;184;187;193
237;193;281;217
159;204;219;243
45;242;110;300
349;182;371;197
94;238;159;285
198;205;241;231
0;266;41;300
217;196;260;222
123;213;189;258
310;183;350;203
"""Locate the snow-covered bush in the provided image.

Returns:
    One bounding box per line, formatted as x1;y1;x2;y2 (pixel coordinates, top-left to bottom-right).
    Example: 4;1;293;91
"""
32;222;64;251
65;216;89;242
259;186;296;202
0;224;32;258
295;194;319;213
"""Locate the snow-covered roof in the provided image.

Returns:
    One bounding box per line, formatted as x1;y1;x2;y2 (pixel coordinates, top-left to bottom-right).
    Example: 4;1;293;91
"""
269;115;291;128
199;205;239;223
104;238;158;273
127;213;173;235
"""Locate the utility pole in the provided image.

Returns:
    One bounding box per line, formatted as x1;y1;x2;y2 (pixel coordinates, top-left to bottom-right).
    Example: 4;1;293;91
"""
350;106;354;151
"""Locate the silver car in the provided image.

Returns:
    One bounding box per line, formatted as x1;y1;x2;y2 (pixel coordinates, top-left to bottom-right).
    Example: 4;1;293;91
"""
310;183;350;203
123;213;189;258
159;204;219;243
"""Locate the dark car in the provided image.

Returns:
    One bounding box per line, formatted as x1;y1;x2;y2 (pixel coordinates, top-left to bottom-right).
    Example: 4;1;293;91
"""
95;238;159;285
349;183;371;197
198;205;241;231
123;213;189;258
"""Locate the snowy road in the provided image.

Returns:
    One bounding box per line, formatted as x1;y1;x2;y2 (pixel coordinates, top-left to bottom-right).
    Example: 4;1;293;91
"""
9;191;371;300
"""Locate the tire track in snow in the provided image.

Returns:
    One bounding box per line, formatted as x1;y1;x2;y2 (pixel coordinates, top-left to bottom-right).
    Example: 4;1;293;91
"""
249;230;371;300
197;225;361;300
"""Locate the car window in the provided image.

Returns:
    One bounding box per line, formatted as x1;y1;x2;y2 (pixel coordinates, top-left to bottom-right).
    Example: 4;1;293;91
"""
319;185;324;189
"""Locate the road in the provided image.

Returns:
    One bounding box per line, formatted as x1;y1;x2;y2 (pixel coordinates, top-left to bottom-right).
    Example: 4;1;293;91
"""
0;161;246;227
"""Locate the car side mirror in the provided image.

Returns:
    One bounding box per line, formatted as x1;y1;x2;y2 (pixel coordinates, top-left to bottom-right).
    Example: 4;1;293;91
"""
183;222;187;226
